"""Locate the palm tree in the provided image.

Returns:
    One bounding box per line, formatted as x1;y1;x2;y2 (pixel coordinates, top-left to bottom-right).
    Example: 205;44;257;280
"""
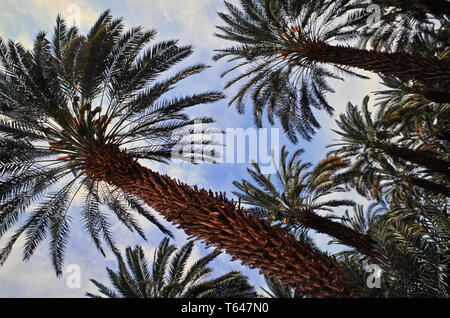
374;75;450;110
336;202;449;297
373;75;450;146
373;82;450;183
0;11;354;297
0;11;222;274
344;6;450;105
329;96;449;199
344;0;449;52
261;274;304;298
214;0;450;142
87;238;257;298
376;0;450;17
233;146;375;256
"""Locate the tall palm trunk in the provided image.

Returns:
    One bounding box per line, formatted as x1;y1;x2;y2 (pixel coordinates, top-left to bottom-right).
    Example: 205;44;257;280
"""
408;176;449;197
83;142;354;298
298;40;450;88
375;142;450;178
415;87;450;104
293;209;376;256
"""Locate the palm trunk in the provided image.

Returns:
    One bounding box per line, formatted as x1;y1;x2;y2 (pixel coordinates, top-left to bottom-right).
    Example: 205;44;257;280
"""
435;129;450;143
375;142;450;178
299;40;450;88
408;176;449;197
294;209;376;257
416;0;450;16
83;142;354;298
415;87;450;104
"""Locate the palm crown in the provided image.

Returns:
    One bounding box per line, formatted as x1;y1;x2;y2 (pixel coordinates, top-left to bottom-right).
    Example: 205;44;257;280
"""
87;238;257;298
214;0;450;143
0;11;224;275
233;146;354;232
344;0;450;52
328;95;449;201
232;145;377;256
214;0;364;142
336;202;448;297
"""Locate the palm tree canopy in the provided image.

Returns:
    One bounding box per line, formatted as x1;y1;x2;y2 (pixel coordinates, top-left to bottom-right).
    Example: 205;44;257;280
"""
328;95;449;201
214;0;370;143
343;0;450;52
231;145;379;257
233;145;354;230
0;11;224;275
335;201;449;297
261;274;304;298
214;0;450;143
87;238;258;298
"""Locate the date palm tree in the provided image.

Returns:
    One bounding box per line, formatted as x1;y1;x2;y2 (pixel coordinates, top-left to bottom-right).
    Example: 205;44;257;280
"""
0;11;222;275
374;76;450;147
87;238;257;298
344;5;450;105
328;96;449;200
0;11;354;297
233;146;375;256
336;202;448;297
343;0;449;52
261;274;304;298
375;0;450;17
214;0;450;142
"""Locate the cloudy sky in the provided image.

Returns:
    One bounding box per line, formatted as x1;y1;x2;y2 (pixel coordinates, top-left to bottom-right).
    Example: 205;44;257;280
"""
0;0;381;297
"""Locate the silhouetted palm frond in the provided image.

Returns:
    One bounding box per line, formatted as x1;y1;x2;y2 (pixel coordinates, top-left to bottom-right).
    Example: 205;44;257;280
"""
87;238;258;298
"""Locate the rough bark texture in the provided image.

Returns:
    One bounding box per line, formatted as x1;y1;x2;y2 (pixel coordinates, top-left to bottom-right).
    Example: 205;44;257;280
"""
300;40;450;88
83;142;355;298
294;209;376;257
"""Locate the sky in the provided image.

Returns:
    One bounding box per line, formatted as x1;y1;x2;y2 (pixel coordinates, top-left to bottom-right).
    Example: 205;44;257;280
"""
0;0;381;297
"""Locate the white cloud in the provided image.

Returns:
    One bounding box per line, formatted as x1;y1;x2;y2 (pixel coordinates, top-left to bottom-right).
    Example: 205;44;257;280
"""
31;0;99;30
0;0;101;48
164;164;206;185
125;0;239;50
0;234;105;297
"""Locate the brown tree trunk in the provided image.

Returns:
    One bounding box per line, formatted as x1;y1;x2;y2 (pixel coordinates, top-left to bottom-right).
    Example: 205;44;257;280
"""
83;142;355;298
408;176;449;197
299;40;450;88
416;87;450;104
376;142;450;178
293;209;376;257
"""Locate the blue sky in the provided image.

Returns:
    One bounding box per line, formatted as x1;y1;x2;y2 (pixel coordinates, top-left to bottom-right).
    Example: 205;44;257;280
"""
0;0;381;297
